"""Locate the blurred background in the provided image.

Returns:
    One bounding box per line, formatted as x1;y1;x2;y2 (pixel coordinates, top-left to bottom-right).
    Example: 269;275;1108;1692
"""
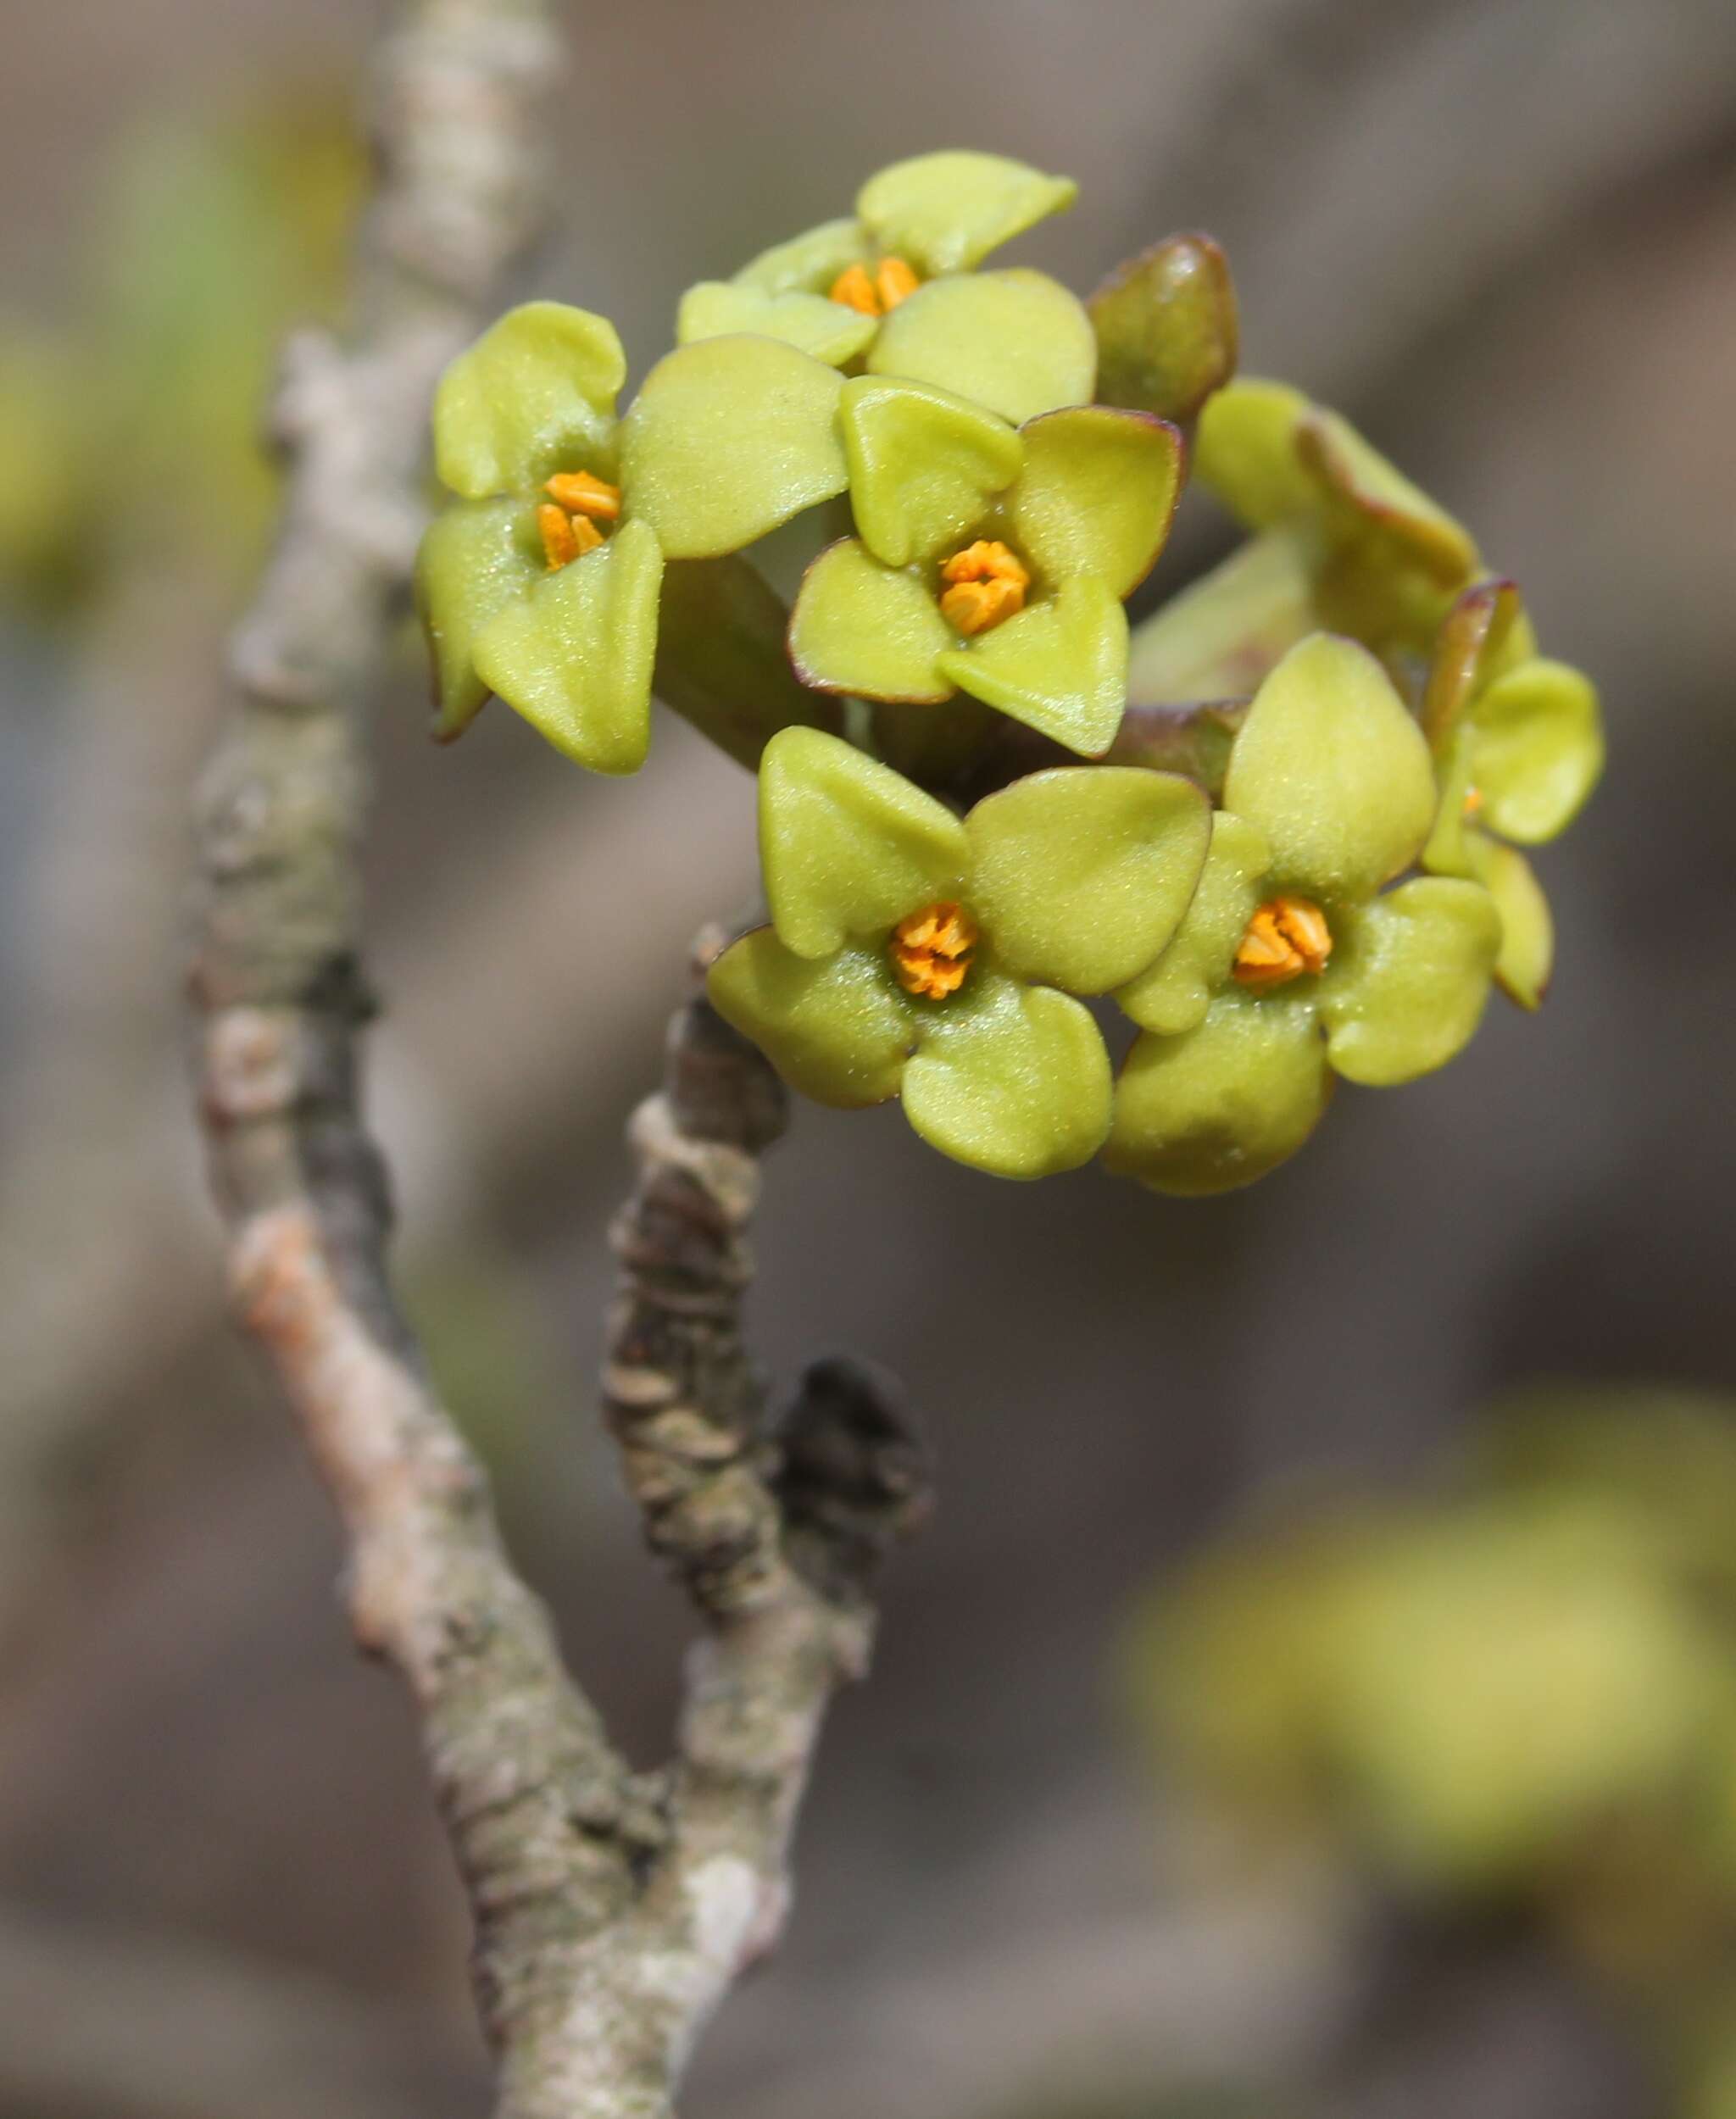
3;1;1735;2114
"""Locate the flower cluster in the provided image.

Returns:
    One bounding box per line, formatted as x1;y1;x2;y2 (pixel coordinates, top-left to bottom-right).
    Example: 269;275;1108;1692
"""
418;150;1602;1190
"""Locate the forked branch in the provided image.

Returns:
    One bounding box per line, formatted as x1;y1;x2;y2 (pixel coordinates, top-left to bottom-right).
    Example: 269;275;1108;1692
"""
187;3;926;2113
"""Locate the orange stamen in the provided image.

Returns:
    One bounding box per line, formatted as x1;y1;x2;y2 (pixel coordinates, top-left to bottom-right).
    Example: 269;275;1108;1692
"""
538;503;581;570
938;539;1030;636
874;256;920;312
545;470;622;521
940;576;1024;636
890;901;978;999
829;261;880;315
1232;895;1333;992
829;255;921;318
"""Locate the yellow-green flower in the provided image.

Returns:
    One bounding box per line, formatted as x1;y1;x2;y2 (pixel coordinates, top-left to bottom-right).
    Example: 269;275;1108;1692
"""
1194;377;1481;659
788;380;1183;757
1417;578;1604;1009
1108;634;1503;1195
708;727;1210;1179
676;150;1080;376
417;303;854;770
1127;376;1483;709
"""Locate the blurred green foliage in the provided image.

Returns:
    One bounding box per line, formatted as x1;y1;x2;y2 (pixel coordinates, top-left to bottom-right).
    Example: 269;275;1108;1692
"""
1123;1385;1736;2113
0;93;361;615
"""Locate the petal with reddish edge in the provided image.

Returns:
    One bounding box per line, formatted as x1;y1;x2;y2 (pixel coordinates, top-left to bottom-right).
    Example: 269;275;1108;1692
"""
938;576;1127;757
1010;406;1184;600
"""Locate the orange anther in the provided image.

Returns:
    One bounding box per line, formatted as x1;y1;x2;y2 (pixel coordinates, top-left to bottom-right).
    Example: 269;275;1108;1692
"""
938;540;1030;635
1462;784;1485;818
538;503;604;570
1232;895;1333;991
874;256;921;312
545;470;622;520
890;901;978;999
940;538;1030;588
939;575;1025;637
538;503;581;570
829;262;881;315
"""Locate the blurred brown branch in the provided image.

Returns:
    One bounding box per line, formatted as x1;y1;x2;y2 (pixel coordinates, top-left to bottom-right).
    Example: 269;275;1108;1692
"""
186;3;923;2113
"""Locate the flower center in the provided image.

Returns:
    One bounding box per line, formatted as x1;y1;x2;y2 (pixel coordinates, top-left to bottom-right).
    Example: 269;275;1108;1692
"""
1232;895;1333;992
829;256;921;318
537;470;622;570
938;539;1030;637
890;901;978;999
1462;783;1484;818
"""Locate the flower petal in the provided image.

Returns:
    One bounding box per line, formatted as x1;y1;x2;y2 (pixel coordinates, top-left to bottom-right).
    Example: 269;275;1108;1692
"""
1466;832;1554;1011
1223;634;1437;899
415;497;543;740
868;270;1096;428
1321;876;1501;1085
1010;405;1183;599
1192;378;1316;529
1106;993;1332;1195
964;767;1211;993
433;302;625;499
707;928;912;1108
856;152;1077;275
1471;658;1604;845
676;281;877;368
759;726;969;959
901;974;1110;1179
620;335;849;559
1116;810;1271;1033
1302;410;1477;589
841;375;1022;568
1126;530;1313;704
938;576;1127;756
788;537;955;704
1088;232;1240;425
470;518;663;775
1420;576;1527;753
731;217;870;297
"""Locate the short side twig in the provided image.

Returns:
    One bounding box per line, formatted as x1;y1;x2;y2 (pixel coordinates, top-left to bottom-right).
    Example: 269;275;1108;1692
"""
191;6;929;2110
596;934;932;2096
